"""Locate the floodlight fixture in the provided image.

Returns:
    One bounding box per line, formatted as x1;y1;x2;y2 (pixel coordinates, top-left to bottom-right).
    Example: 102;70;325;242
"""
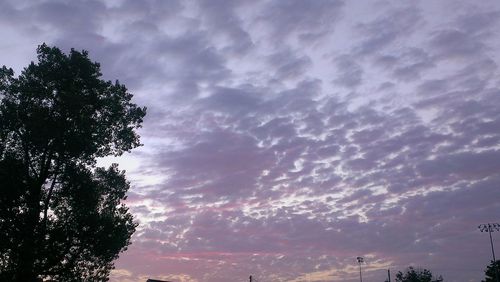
356;256;364;282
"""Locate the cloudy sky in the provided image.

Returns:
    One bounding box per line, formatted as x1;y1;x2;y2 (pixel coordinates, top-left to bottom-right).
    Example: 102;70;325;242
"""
2;0;500;281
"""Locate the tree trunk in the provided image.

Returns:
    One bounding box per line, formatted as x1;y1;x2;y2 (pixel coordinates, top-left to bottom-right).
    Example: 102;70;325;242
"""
14;182;41;282
15;238;38;282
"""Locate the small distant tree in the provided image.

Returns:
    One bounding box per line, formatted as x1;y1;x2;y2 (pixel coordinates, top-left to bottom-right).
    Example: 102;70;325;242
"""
0;44;146;281
482;260;500;282
395;266;443;282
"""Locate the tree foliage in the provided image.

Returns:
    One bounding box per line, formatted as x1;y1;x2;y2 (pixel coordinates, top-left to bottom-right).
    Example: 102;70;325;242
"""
0;44;146;281
482;260;500;282
395;266;443;282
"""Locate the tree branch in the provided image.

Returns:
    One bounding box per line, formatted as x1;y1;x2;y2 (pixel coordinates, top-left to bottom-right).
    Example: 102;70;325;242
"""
42;159;61;233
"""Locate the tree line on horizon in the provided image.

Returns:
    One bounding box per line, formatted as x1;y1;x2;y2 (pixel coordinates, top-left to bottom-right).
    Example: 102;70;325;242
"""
386;260;499;282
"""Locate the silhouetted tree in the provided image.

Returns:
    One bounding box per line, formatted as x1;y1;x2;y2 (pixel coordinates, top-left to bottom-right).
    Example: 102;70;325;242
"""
482;260;500;282
0;44;146;281
395;266;443;282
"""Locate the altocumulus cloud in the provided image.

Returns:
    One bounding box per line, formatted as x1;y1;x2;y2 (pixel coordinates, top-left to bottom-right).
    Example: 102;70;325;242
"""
1;0;500;281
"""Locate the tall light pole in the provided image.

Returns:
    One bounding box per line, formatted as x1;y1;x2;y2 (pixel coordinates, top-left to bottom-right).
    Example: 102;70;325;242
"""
357;256;364;282
479;223;500;282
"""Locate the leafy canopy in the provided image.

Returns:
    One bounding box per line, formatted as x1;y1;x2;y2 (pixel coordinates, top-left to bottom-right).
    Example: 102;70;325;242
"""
0;44;146;281
395;266;443;282
482;260;500;282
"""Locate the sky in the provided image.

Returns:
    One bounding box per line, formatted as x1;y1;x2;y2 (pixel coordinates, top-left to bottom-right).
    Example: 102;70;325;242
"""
1;0;500;281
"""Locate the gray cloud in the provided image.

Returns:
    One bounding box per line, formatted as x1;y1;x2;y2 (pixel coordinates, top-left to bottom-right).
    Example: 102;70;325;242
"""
375;48;435;81
355;5;422;56
267;49;313;81
197;0;254;54
259;0;345;42
333;55;363;88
